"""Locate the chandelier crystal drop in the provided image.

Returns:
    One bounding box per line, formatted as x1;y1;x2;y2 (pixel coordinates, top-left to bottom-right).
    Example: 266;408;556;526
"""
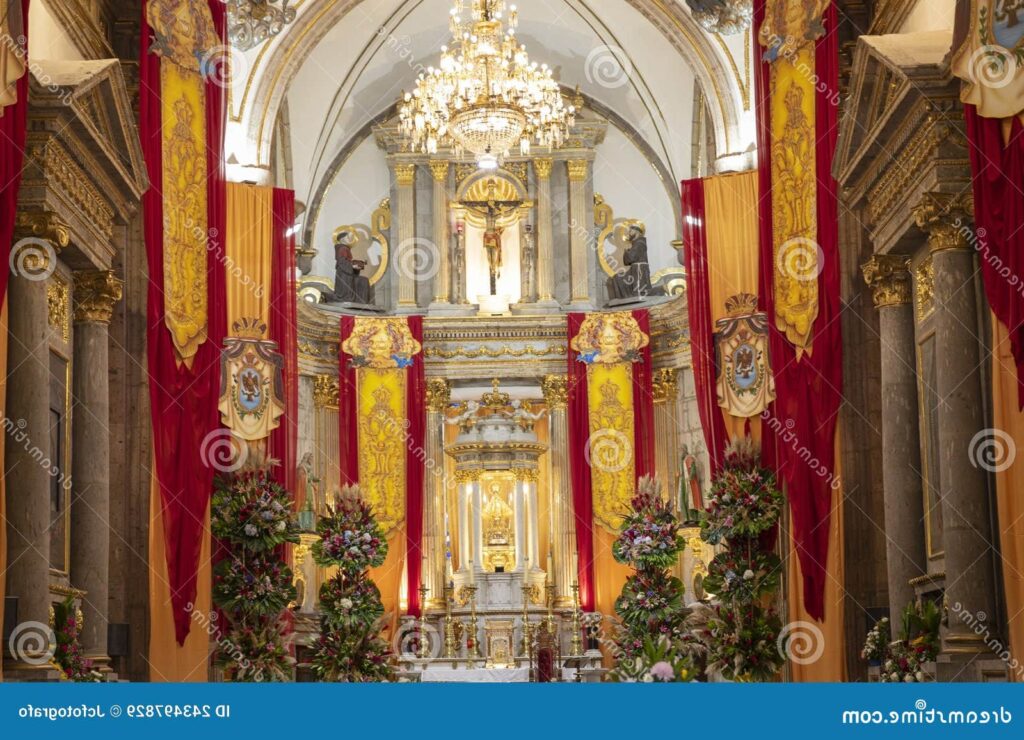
398;0;575;168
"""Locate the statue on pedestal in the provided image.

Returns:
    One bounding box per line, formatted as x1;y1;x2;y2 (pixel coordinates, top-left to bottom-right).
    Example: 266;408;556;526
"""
606;224;662;304
328;230;374;306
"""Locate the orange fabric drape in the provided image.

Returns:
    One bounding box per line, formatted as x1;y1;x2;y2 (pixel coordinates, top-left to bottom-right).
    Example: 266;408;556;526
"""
593;526;631;620
226;182;273;332
147;468;213;681
0;301;8;682
992;317;1024;676
369;529;406;641
785;435;846;681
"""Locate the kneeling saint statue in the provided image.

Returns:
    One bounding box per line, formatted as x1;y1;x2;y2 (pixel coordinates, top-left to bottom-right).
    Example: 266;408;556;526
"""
328;230;374;306
606;224;663;304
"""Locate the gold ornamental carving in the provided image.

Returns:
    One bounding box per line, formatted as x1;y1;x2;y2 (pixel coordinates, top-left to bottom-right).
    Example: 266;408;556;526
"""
533;158;553;180
542;375;569;410
913;192;975;254
915;257;935;323
147;0;218;71
394;163;417;187
570;312;649;365
455;468;481;484
342;317;422;369
313;374;340;409
758;0;829;60
589;375;635;532
425;344;563;360
567;159;589;182
651;368;679;404
861;255;912;310
426;378;452;413
30;141;115;240
73;270;124;324
14;211;71;252
428;161;449;183
48;275;70;343
513;467;539;483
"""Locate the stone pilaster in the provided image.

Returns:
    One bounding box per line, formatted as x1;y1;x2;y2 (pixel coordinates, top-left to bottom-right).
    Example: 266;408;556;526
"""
651;369;681;498
862;254;926;620
533;159;559;312
393;162;418;312
5;220;68;653
543;375;575;603
428;161;451;310
424;379;451;608
567;159;593;308
70;270;123;662
914;193;997;678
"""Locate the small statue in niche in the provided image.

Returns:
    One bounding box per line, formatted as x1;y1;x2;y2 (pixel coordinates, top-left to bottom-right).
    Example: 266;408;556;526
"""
521;223;536;302
606;223;663;304
329;230;374;305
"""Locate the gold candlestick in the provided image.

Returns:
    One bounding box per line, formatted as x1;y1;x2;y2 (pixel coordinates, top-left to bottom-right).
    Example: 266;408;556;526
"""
418;584;430;660
443;584;457;660
467;585;481;665
544;577;556;635
520;583;532;660
569;581;583;657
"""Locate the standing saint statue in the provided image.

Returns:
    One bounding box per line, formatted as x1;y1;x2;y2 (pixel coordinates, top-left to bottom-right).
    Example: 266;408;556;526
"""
462;179;522;297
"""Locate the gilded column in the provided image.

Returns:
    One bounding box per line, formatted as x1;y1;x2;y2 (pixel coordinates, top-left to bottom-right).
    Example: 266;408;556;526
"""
393;162;418;311
567;159;593;308
5;215;69;648
534;159;559;311
914;193;997;673
70;270;123;663
862;255;926;619
652;369;680;496
424;379;451;608
543;375;575;603
428;161;451;310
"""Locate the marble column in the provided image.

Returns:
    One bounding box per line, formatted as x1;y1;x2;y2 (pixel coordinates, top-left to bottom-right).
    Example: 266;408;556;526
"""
471;479;483;573
514;479;527;571
567;159;594;309
652;369;681;497
457;478;471;572
70;270;122;661
427;161;451;311
5;222;66;648
424;379;451;608
393;162;418;312
914;193;997;670
453;210;469;306
533;159;559;312
862;255;926;619
543;375;576;603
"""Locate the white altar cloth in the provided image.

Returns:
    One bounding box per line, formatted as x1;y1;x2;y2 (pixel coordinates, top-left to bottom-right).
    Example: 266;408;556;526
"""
419;667;531;683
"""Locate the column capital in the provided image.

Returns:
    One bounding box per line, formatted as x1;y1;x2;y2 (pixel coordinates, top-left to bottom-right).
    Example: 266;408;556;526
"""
313;374;340;409
73;270;123;324
862;255;912;309
394;163;417;187
426;378;452;413
913;192;975;253
534;158;553;180
567;159;590;183
542;374;569;410
651;368;679;404
12;211;71;275
428;161;449;183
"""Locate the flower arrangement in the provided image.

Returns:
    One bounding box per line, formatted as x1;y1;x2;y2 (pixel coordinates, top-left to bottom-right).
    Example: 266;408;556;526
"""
868;602;939;682
609;476;694;673
860;617;890;663
612;485;686;570
50;597;102;682
312;485;387;573
210;455;299;682
311;485;395;682
700;439;784;546
691;600;784;682
606;635;700;683
691;438;786;682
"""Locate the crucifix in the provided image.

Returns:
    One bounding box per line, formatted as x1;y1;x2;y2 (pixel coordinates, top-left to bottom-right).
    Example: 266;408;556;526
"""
462;179;523;296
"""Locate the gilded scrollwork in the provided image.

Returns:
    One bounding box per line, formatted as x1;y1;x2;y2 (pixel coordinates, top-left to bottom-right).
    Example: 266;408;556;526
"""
861;255;912;310
48;275;71;343
313;374;340;409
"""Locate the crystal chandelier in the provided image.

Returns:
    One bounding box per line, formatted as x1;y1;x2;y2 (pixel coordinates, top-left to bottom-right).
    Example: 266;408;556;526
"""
685;0;752;36
226;0;297;52
398;0;575;169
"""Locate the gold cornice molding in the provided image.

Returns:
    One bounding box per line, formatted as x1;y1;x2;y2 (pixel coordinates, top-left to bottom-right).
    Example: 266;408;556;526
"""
426;378;451;413
313;374;340;409
428;161;449;183
913;192;975;254
862;255;912;309
651;368;679;404
27;139;117;241
541;375;569;410
73;270;123;324
533;158;553;180
394;163;417;186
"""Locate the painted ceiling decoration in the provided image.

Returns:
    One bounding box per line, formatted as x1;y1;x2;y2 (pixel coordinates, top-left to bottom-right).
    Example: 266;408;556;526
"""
227;0;298;51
